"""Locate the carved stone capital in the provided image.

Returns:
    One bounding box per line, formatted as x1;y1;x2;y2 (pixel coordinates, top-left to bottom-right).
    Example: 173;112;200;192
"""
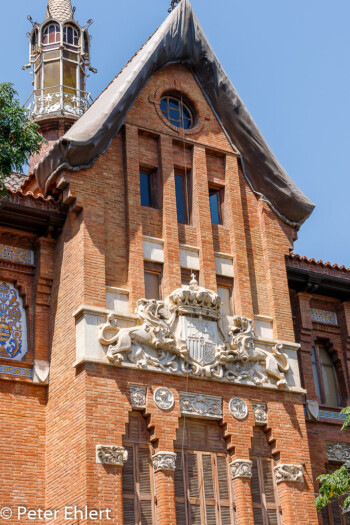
152;451;177;473
274;464;304;483
154;387;174;411
180;392;222;419
253;403;267;425
326;442;350;466
130;385;147;409
229;459;253;479
229;398;248;420
96;445;128;466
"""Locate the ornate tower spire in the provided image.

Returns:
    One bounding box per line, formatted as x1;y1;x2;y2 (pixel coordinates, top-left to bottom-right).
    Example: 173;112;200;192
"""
45;0;74;23
24;0;95;124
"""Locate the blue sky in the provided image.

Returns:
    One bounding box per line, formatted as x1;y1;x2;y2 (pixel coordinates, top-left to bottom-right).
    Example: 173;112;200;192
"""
1;0;349;266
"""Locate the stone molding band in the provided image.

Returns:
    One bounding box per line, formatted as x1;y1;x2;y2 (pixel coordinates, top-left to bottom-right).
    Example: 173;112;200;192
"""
152;451;177;472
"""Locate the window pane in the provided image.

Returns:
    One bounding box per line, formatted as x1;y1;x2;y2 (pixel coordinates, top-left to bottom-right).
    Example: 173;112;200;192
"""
320;347;333;365
63;60;77;92
144;272;160;300
312;361;322;400
218;286;232;316
209;189;221;225
140;172;152;207
322;365;339;406
175;174;186;223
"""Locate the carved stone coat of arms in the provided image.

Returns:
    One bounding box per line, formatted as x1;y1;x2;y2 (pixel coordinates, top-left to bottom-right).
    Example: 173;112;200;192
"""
99;276;290;388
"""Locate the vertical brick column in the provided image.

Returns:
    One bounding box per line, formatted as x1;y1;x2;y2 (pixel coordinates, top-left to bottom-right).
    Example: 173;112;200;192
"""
232;478;254;524
124;124;145;310
294;292;316;396
160;135;181;296
225;155;254;319
154;469;177;525
192;145;217;290
34;237;55;362
257;200;294;341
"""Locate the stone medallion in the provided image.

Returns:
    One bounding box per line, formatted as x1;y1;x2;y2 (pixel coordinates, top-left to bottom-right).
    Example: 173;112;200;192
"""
229;398;248;420
154;387;174;410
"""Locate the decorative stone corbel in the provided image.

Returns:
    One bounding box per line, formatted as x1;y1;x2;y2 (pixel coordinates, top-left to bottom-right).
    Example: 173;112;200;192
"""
130;385;147;409
96;445;128;466
229;459;253;479
274;464;304;483
152;451;177;473
253;403;267;425
33;360;50;385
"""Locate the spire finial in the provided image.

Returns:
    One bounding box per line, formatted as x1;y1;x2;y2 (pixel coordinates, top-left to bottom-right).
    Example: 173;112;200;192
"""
168;0;181;13
46;0;74;22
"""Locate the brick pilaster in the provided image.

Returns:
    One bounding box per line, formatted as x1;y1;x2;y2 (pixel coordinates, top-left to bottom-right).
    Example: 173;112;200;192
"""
124;124;145;310
232;478;254;524
192;145;217;290
225;155;254;319
155;470;177;525
160;135;181;296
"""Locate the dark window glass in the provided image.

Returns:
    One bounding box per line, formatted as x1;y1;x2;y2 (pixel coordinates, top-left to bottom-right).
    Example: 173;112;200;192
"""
144;271;161;300
312;345;340;406
209;188;223;225
160;96;194;129
140;172;152;207
43;24;60;45
175;173;188;224
63;25;79;46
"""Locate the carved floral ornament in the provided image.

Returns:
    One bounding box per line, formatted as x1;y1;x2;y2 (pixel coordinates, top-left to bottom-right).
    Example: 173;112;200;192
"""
180;392;222;419
152;452;177;473
99;277;290;389
229;398;248;420
229;460;253;479
154;387;174;410
326;442;350;466
253;403;267;425
130;385;147;409
96;445;128;467
274;464;304;484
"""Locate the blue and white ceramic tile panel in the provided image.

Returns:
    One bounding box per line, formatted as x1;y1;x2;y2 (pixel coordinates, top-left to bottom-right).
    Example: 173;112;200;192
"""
0;365;33;378
0;282;28;360
0;244;34;265
310;308;338;326
319;410;346;421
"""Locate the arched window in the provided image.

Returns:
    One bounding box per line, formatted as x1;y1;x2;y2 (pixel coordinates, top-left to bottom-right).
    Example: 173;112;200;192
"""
42;23;60;45
160;95;194;129
174;419;235;524
122;412;155;524
250;429;281;525
311;345;340;406
63;25;79;46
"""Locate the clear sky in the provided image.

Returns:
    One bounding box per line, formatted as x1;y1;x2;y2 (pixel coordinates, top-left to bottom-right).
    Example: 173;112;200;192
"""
1;0;349;266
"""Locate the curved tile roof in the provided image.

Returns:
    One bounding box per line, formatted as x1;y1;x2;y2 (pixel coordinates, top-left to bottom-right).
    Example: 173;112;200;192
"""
45;0;74;22
288;252;350;273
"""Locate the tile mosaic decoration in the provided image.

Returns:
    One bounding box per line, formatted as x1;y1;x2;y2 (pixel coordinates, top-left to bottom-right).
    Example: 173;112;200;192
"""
310;308;338;326
319;410;346;421
0;244;33;265
0;282;28;360
0;365;33;378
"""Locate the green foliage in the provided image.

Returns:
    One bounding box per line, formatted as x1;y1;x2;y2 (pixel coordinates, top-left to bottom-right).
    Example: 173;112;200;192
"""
313;407;350;515
0;82;44;194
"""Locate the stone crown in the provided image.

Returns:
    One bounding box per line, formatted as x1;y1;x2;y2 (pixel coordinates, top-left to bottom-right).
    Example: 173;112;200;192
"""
168;275;221;319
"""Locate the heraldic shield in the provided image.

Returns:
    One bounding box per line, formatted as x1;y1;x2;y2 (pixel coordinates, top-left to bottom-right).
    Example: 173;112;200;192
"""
177;316;220;366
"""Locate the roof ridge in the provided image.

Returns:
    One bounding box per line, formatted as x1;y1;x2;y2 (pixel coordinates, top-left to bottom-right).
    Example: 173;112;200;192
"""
288;252;350;273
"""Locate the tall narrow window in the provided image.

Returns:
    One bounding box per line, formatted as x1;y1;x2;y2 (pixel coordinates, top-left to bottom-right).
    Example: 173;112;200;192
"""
175;173;191;224
140;171;157;208
122;412;155;524
174;419;235;524
144;262;162;300
250;429;281;525
209;187;224;225
217;277;233;316
311;345;340;406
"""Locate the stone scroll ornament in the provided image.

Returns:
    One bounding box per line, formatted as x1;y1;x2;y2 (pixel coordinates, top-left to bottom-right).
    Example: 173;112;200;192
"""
274;464;304;483
96;445;128;466
326;442;350;466
99;276;290;388
230;460;253;479
152;452;177;472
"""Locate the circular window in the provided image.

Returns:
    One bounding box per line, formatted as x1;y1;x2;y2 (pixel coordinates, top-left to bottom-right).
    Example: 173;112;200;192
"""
160;95;194;130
